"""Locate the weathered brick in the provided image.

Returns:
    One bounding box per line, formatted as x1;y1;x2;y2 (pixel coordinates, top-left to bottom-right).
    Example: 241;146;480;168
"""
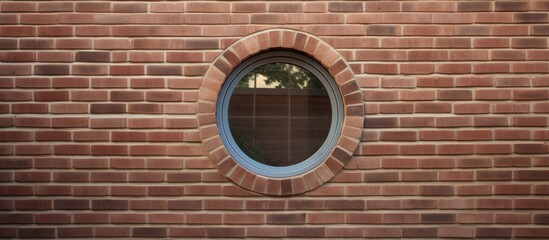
328;2;363;12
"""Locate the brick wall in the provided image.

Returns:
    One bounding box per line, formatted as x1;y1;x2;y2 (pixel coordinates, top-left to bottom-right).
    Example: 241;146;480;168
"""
1;0;549;238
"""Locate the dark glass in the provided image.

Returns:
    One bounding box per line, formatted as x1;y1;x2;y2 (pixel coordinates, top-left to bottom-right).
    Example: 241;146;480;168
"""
228;63;331;166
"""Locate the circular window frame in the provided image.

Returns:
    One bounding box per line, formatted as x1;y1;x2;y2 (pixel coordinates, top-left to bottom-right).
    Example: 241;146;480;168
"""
217;51;344;178
198;29;364;196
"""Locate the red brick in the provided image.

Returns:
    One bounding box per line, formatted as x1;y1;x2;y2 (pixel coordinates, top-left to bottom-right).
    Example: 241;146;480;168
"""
364;227;401;238
438;199;474;209
267;3;303;13
384;213;420;224
495;184;531;195
477;170;512;181
477;199;512;209
0;158;31;169
495;156;531;167
54;199;89;210
496;77;530;87
58;227;93;238
363;1;399;12
474;116;509;127
496;213;531;224
130;200;167;210
366;25;401;36
34;185;70;196
379;103;413;114
367;200;401;209
328;2;363;12
11;103;48;114
381;38;430;49
494;103;529;114
515;170;549;181
400;144;436;155
450;50;489;60
476;144;513;155
344;13;381;24
231;2;265;13
73;213;108;224
438;144;474;155
15;144;51;155
513;89;548;100
1;2;37;12
440;171;475;181
35;213;71;224
0;131;32;142
495;1;529;11
33;158;71;170
456;130;491;141
457;158;492;169
185;213;222;225
112;3;146;13
110;186;147;196
1;26;35;37
18;228;55;238
512;63;549;73
400;90;436;101
473;63;510;74
419;130;454;141
73;186;108;196
513;116;547;127
184;2;229;13
529;50;549;60
477;227;512;238
438;226;475;238
400;64;434;75
402;171;437;182
474;38;509;48
95;227;129;237
516;199;549;209
363;63;397;75
535;130;549;140
400;117;435;128
515;144;549;154
437;63;471;74
51;118;87;129
146;186;183;196
513;38;547;48
15;172;50;182
168;227;205;238
415;102;451;113
403;25;452;36
390;14;433;24
417;76;453;88
362;144;399;156
438;90;472;101
110;65;144;75
364;117;398;128
90;200;128;210
15;199;51;210
1;52;35;62
417;158;454;169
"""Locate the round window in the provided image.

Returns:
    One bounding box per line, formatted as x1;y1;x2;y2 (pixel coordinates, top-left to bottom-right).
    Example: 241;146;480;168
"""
217;51;343;178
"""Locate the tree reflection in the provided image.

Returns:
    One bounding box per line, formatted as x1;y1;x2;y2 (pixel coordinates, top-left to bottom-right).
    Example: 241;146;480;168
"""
237;63;325;90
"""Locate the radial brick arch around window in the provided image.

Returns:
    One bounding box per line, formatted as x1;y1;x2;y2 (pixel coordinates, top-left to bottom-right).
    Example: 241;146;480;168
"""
198;28;363;195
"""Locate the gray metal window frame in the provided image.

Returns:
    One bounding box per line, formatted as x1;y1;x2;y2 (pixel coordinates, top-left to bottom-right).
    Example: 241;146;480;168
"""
216;51;344;178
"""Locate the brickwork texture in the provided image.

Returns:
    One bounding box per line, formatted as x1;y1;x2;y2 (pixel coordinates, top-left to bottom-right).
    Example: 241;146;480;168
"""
1;0;549;238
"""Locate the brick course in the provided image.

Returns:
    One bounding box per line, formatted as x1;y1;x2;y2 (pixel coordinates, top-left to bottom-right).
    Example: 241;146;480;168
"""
1;0;549;238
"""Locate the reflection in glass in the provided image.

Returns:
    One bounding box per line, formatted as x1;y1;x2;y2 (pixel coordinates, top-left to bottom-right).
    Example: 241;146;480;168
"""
228;63;331;166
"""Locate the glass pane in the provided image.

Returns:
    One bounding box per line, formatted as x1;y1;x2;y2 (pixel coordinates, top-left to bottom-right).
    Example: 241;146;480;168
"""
228;63;332;167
